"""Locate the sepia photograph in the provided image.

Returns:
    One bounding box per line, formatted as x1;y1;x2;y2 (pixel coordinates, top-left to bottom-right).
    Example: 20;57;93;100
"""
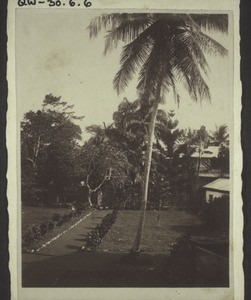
7;3;242;298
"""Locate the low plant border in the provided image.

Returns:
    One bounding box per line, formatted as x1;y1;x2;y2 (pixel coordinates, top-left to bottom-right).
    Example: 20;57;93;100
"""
84;209;118;251
22;203;90;250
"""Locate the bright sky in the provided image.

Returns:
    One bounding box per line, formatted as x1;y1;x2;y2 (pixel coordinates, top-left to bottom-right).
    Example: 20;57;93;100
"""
16;9;231;141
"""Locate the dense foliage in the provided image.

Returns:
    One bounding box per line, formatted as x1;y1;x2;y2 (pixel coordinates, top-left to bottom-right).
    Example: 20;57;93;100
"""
21;94;229;211
21;94;84;205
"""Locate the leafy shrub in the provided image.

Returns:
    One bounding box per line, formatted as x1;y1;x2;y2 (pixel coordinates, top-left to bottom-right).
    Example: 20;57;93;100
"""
40;222;48;236
23;221;54;247
62;213;69;223
74;202;89;214
67;212;73;220
86;229;102;247
56;218;64;227
52;213;61;222
58;212;74;225
48;221;54;231
23;230;34;246
31;225;42;241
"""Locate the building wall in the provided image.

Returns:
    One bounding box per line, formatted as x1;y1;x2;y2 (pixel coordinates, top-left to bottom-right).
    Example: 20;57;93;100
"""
205;190;228;203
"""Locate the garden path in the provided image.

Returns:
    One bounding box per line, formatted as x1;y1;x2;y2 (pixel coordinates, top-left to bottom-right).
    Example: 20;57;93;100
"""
22;210;111;267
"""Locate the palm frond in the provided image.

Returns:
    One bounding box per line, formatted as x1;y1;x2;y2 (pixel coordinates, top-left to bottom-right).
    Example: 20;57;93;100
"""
104;18;153;54
179;30;210;76
190;14;228;34
191;30;228;57
88;13;154;39
156;109;169;126
211;124;229;144
161;71;180;106
137;40;167;102
85;124;103;135
171;31;211;102
88;13;124;39
113;26;154;94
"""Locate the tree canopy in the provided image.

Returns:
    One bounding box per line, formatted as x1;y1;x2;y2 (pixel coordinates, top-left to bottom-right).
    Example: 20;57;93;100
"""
21;94;84;205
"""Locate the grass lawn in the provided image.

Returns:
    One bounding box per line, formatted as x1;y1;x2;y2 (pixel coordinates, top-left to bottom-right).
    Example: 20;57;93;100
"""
22;205;72;234
22;209;229;287
97;209;203;253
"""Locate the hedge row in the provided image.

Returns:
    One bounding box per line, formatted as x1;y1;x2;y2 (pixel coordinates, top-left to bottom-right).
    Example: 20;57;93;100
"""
85;210;118;249
22;202;90;248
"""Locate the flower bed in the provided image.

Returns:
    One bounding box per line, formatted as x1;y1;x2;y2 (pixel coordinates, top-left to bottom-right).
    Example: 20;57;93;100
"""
84;210;118;250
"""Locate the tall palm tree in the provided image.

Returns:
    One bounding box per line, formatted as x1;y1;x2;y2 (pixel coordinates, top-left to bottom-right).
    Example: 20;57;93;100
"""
88;13;228;253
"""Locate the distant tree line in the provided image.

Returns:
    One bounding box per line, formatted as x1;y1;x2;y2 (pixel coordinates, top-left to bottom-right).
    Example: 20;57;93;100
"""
21;94;229;210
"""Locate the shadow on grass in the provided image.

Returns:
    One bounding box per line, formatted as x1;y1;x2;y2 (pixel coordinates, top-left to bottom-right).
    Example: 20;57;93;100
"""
22;250;229;288
84;225;99;230
65;244;82;250
74;238;87;242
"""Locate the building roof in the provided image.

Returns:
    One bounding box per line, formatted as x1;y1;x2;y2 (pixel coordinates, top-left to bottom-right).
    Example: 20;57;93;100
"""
203;178;230;192
191;146;219;158
199;171;229;178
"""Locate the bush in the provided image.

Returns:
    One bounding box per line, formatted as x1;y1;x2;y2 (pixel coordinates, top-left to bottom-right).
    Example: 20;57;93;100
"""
67;212;73;220
40;222;48;236
48;221;54;231
62;213;69;223
52;213;61;223
23;220;55;247
23;229;34;246
31;225;42;241
56;218;64;227
74;202;89;214
86;229;102;247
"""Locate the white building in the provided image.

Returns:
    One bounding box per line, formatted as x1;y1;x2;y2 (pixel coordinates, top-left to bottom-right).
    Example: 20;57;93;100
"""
203;178;229;203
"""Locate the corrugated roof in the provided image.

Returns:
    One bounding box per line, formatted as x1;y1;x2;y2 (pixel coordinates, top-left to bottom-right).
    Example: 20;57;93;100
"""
203;178;229;192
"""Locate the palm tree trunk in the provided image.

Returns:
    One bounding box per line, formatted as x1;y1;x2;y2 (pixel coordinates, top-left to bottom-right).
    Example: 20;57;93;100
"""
195;146;202;191
131;100;159;253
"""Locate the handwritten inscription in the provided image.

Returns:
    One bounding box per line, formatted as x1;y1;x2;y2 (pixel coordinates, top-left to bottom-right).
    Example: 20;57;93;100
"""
18;0;92;7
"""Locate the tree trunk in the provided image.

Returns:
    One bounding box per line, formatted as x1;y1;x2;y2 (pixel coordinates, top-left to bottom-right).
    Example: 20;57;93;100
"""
85;169;110;207
87;189;93;206
131;100;159;253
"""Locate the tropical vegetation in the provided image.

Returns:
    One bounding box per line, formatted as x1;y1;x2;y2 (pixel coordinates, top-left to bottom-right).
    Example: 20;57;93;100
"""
88;13;228;253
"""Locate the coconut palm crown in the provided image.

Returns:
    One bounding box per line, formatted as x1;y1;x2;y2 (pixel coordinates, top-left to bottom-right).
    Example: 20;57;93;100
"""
88;13;227;104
